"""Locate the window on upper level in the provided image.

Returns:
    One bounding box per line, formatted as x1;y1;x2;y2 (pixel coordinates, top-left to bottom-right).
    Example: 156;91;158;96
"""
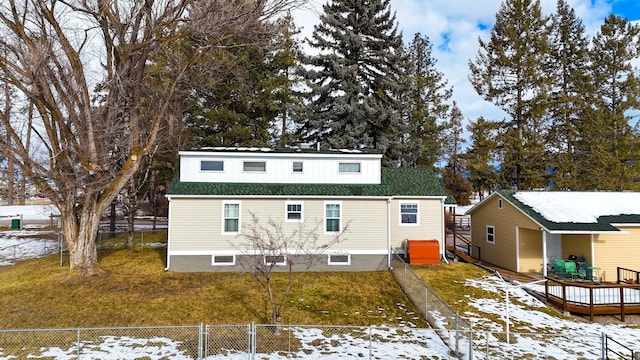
292;161;303;173
201;160;224;171
243;161;266;172
339;162;361;173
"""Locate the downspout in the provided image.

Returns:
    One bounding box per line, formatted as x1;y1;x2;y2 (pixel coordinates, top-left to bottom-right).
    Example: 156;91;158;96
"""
542;230;547;277
387;197;392;270
164;195;172;271
441;198;449;264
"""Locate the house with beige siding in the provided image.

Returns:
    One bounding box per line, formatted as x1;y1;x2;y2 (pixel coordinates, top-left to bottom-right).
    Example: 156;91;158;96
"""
465;190;640;282
165;147;447;272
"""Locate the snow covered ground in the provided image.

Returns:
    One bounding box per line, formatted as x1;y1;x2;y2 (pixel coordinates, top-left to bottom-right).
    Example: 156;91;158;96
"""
1;205;639;359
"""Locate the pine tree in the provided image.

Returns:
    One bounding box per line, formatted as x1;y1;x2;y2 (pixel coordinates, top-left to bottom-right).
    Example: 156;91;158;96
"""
295;0;407;166
465;117;500;199
576;15;640;190
401;33;452;169
469;0;551;189
182;17;301;148
546;0;591;190
441;102;471;205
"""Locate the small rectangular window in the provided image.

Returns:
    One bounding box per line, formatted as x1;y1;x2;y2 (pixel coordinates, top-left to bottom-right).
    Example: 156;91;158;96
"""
286;202;303;222
201;160;223;171
498;199;503;209
328;254;350;265
264;255;286;266
400;203;419;224
486;225;495;244
292;161;303;173
243;161;266;172
339;162;361;173
325;202;341;232
212;255;235;265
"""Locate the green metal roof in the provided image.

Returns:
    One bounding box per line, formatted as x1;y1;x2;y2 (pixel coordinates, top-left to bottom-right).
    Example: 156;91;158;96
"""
496;190;640;232
167;167;446;197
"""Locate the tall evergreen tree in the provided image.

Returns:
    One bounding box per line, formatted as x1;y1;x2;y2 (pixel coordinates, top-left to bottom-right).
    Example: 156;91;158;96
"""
546;0;591;190
441;101;471;205
295;0;407;166
401;33;452;168
576;15;640;190
469;0;551;189
182;17;300;148
465;117;500;199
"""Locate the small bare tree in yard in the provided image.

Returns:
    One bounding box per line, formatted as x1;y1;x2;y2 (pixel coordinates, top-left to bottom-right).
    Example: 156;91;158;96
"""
236;212;349;333
0;0;303;276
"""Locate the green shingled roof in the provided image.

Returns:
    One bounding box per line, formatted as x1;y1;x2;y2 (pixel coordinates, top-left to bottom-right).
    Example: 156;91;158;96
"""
167;167;446;197
496;190;640;232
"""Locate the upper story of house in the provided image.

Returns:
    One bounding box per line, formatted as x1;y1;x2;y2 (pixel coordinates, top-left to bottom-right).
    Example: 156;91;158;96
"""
179;147;383;185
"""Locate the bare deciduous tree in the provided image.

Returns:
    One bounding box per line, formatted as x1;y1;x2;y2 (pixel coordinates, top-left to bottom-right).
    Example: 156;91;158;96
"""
0;0;303;276
236;212;348;333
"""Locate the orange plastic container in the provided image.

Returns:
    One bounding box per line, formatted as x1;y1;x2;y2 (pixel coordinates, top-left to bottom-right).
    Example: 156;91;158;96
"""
407;240;440;264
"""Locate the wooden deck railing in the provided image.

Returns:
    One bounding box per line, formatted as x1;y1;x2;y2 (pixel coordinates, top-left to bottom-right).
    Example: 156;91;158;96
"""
544;277;640;321
617;267;640;285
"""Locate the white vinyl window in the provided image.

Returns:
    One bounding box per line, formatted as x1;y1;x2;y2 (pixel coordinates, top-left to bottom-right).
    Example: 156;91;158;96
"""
328;254;351;265
292;161;303;173
400;202;419;225
212;255;235;266
285;201;303;222
325;202;341;233
486;225;495;244
243;161;266;172
222;202;240;234
201;160;224;171
264;255;286;266
338;162;361;173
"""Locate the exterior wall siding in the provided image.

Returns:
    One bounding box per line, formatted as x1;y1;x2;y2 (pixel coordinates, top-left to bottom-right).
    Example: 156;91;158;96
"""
518;227;543;273
469;195;540;272
179;152;382;184
593;227;640;282
561;234;592;265
389;198;443;253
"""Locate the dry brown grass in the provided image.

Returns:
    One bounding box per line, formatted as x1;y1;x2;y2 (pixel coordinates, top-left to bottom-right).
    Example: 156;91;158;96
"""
0;236;428;329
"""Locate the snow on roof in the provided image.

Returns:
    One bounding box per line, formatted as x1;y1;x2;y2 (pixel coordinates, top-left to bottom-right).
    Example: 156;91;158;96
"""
513;191;640;223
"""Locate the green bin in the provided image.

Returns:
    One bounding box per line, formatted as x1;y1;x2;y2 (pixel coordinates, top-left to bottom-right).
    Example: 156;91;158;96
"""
11;218;20;229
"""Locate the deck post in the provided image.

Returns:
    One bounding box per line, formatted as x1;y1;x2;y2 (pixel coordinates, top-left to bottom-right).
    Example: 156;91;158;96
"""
620;287;626;322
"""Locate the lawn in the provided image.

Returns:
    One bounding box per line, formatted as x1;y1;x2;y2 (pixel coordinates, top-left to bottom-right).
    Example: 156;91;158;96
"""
0;232;428;329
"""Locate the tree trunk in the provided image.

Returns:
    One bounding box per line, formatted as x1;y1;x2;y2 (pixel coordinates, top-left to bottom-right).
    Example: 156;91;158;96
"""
61;200;104;276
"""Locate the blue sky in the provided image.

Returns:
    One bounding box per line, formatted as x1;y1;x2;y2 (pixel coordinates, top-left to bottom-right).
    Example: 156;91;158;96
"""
293;0;640;129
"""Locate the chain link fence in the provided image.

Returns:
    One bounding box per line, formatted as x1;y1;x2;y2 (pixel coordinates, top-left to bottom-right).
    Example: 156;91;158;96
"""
390;254;472;356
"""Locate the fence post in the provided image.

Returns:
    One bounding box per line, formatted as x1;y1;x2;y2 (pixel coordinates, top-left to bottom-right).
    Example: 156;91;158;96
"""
198;323;203;360
455;312;460;354
77;328;81;358
251;322;256;360
369;326;373;360
601;332;606;360
468;323;473;360
424;286;428;318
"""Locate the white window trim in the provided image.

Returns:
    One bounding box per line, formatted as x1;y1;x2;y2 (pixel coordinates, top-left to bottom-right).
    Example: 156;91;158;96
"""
292;161;304;173
324;201;342;234
399;201;420;226
486;225;495;244
328;253;351;265
200;160;224;172
243;161;266;172
264;255;287;266
212;254;236;266
222;201;241;235
285;201;304;223
338;162;361;173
